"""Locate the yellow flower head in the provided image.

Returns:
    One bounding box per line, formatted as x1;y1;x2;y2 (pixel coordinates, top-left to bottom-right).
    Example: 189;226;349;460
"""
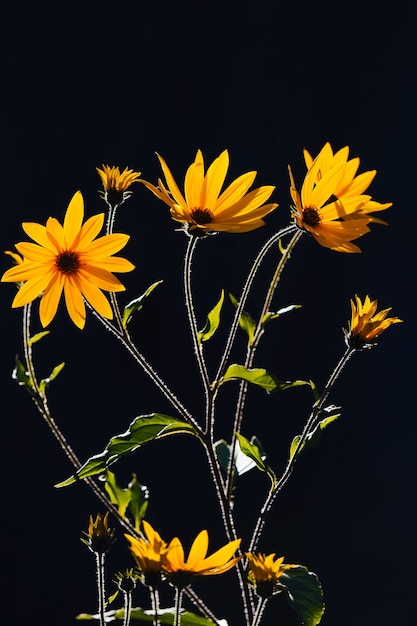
125;521;168;588
81;512;115;554
245;552;296;598
1;191;135;329
163;530;242;588
345;295;402;349
140;149;278;235
97;164;142;206
289;142;392;252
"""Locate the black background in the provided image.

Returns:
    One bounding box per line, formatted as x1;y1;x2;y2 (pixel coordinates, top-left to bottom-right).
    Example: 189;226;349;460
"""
2;1;416;625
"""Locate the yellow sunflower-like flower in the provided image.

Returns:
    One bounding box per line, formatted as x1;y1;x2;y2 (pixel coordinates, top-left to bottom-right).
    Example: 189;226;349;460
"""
81;512;115;554
344;295;402;349
245;552;296;598
1;191;135;329
125;520;168;588
163;530;242;588
141;149;278;235
289;142;392;252
97;164;142;206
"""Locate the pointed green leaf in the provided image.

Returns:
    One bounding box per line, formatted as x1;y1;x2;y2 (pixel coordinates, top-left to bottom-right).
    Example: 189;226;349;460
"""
215;437;267;476
122;280;163;329
56;414;198;487
220;364;311;394
127;474;149;532
28;330;50;346
289;407;341;461
229;293;256;345
198;289;225;345
236;433;276;487
39;362;65;394
77;607;226;624
280;566;325;626
12;356;34;392
262;304;301;327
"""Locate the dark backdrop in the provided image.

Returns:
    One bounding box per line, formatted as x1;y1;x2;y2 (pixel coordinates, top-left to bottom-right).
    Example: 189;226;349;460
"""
2;2;416;625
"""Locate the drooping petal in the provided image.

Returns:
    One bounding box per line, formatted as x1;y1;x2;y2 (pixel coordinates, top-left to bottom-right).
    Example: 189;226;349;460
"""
157;154;188;209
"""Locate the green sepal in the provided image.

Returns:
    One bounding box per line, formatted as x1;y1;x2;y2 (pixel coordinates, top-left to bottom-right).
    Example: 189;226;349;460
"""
55;414;198;487
28;330;50;346
39;362;65;395
214;436;267;476
219;364;311;394
197;289;225;345
261;304;301;327
104;470;149;531
280;565;325;626
122;280;163;329
229;293;256;345
77;607;226;624
289;406;341;462
12;355;34;392
235;433;276;487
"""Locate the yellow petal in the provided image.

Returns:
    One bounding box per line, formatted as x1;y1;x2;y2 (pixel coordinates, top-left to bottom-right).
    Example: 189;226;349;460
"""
64;191;84;248
39;272;65;327
76;275;113;320
85;233;130;258
186;531;209;567
157;154;188;209
201;150;229;209
214;171;257;213
15;242;55;262
46;217;66;251
196;538;241;572
184;150;204;209
22;222;58;253
77;213;105;249
11;272;53;307
64;276;87;328
89;256;135;273
79;265;126;292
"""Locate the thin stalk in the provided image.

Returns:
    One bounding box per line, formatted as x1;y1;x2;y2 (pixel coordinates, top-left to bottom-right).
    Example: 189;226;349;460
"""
95;552;107;626
122;588;133;626
252;597;268;626
214;224;296;388
184;588;224;625
248;346;356;554
149;586;160;626
173;587;184;626
225;230;303;500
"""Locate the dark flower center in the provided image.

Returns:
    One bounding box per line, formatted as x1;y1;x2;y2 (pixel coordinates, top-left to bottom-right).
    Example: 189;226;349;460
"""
190;207;214;225
302;207;321;227
56;251;80;273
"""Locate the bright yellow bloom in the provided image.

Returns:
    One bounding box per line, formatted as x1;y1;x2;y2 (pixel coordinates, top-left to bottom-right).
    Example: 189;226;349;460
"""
97;164;142;206
345;295;402;349
245;552;296;598
1;191;135;329
289;142;392;252
163;530;241;588
141;149;278;234
125;521;168;575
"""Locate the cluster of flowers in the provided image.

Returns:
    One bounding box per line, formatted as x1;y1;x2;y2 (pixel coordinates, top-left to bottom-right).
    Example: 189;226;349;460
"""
1;143;401;344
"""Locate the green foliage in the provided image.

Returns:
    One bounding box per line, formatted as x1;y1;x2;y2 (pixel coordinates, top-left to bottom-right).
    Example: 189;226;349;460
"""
219;364;310;394
55;414;199;487
289;407;341;462
12;356;33;392
104;471;149;532
39;362;65;395
28;330;50;346
280;566;325;626
229;293;256;345
214;436;266;476
235;433;276;487
261;303;301;327
198;289;225;345
122;281;163;329
77;607;226;624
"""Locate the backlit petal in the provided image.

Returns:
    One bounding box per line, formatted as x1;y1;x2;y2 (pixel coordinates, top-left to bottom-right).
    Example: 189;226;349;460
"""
186;531;209;567
11;272;53;307
64;191;84;248
39;272;65;327
201;150;229;209
64;276;87;328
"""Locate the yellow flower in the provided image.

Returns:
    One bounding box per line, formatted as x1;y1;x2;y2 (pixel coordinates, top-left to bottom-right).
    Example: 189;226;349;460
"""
125;521;168;588
289;142;392;252
97;164;142;206
245;552;296;598
1;191;135;329
163;530;242;588
345;295;402;349
81;512;115;554
141;149;278;235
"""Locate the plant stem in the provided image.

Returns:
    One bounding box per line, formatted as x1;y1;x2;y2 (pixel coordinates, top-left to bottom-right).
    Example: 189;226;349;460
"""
95;552;107;626
149;586;160;626
252;597;268;626
173;587;184;626
122;588;133;626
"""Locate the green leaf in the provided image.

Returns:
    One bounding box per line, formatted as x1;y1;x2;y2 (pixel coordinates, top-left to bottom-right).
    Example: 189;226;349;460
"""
289;406;341;461
280;565;325;626
220;364;311;394
214;437;267;476
197;289;225;345
56;414;198;487
77;607;227;625
229;293;256;345
28;330;50;346
39;362;65;394
262;304;301;327
104;470;148;529
122;281;163;329
12;356;34;392
236;433;276;487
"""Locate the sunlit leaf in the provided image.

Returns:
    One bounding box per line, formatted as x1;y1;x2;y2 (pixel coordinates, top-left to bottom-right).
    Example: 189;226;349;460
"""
198;289;225;345
229;293;256;345
28;330;50;346
56;414;198;487
280;565;325;626
122;280;163;329
215;437;267;476
236;433;276;487
289;407;341;461
261;304;301;327
219;364;310;394
12;356;34;392
77;607;227;624
39;362;65;394
126;474;149;532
